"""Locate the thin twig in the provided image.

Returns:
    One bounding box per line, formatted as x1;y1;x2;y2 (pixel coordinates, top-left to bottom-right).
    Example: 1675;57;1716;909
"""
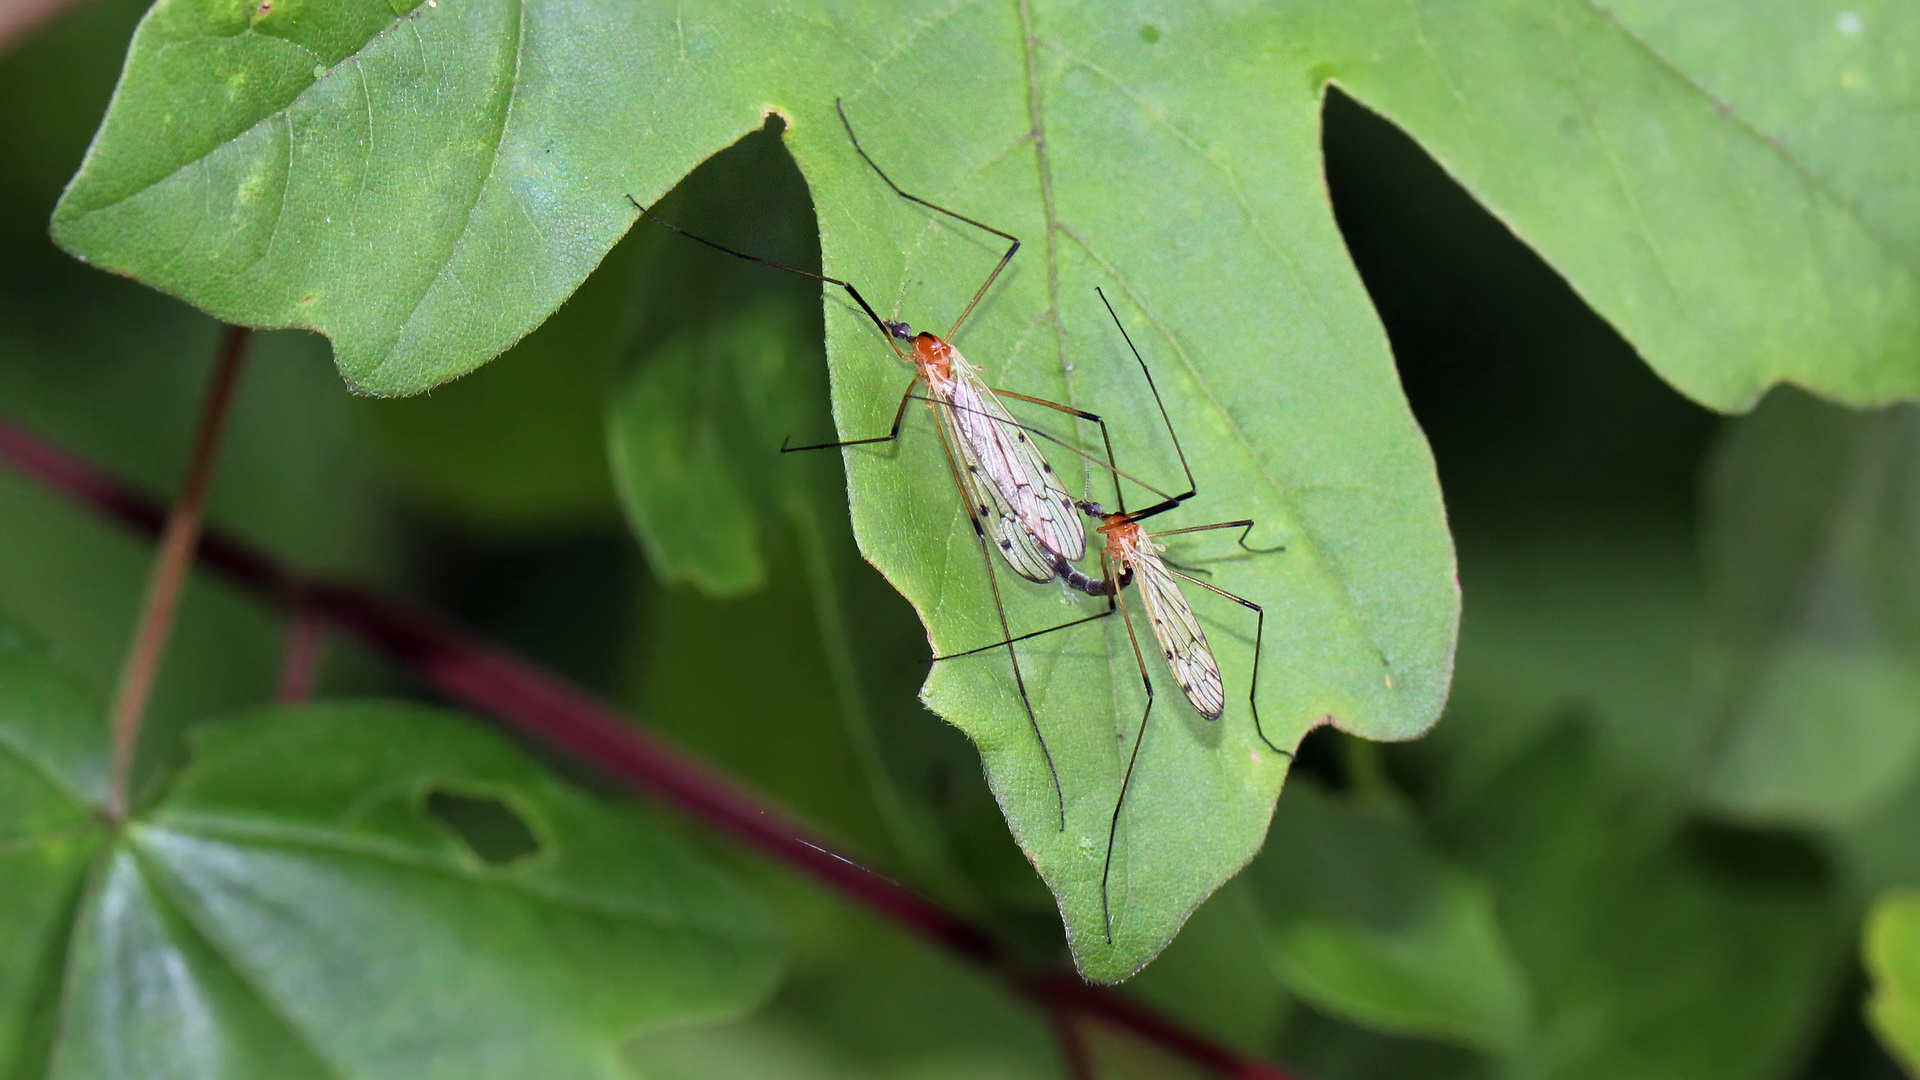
1049;1003;1100;1080
275;597;325;703
105;326;251;821
0;404;1303;1080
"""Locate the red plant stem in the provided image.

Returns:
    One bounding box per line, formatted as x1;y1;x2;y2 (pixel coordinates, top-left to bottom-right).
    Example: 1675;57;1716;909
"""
0;408;1303;1080
1048;1003;1100;1080
275;600;325;703
104;326;250;821
0;0;96;53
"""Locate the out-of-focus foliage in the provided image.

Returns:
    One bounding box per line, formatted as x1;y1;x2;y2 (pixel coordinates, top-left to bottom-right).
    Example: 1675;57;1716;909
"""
1697;391;1920;829
1867;890;1920;1075
0;624;780;1079
1251;780;1528;1051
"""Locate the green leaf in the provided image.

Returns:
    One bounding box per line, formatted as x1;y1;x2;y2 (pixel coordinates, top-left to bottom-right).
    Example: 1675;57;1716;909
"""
1866;889;1920;1076
1696;390;1920;829
0;302;392;758
0;622;111;1077
1438;523;1706;802
0;640;780;1079
1443;723;1846;1080
1249;780;1528;1051
1315;0;1920;409
1124;877;1291;1054
609;123;1042;907
610;311;779;597
55;2;1918;404
605;120;834;599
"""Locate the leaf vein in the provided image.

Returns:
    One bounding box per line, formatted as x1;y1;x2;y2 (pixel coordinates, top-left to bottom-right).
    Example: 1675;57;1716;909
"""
0;722;93;809
846;0;983;99
1579;0;1920;285
377;0;529;371
72;7;424;219
1552;1;1690;307
1014;0;1072;402
146;817;744;933
128;845;352;1080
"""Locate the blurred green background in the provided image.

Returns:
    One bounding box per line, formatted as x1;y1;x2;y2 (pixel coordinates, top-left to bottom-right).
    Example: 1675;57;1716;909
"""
3;3;1917;1077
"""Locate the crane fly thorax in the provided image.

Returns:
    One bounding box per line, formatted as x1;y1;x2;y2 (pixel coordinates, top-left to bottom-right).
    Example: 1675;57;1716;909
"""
912;332;955;381
1099;516;1148;562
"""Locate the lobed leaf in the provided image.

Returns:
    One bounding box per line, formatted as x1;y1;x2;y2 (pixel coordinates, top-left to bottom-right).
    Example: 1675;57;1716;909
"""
0;628;780;1080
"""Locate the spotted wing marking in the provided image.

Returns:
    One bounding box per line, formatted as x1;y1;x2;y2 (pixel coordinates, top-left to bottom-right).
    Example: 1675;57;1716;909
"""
941;358;1087;565
1130;547;1226;720
946;412;1056;583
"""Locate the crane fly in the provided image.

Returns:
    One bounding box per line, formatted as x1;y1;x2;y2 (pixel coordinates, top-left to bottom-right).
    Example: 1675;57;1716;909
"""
625;100;1165;827
935;288;1290;942
1059;509;1283;943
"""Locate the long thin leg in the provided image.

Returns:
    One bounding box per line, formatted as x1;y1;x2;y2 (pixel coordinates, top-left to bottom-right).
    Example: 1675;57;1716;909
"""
625;195;908;356
783;376;922;454
1150;518;1285;555
992;386;1101;424
929;599;1116;662
835;100;1020;341
1159;558;1211;578
1165;567;1290;757
1103;572;1156;944
930;410;1066;830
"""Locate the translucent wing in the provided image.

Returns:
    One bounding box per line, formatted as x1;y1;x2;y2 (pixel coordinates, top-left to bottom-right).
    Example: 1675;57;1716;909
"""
945;412;1057;583
942;359;1087;565
1130;549;1226;720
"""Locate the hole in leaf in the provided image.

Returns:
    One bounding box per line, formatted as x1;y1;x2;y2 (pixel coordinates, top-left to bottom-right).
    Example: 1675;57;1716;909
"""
425;788;543;867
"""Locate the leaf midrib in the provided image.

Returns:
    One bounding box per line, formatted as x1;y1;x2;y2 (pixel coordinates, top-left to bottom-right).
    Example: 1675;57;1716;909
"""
71;6;423;221
142;814;758;938
0;721;96;812
374;0;529;377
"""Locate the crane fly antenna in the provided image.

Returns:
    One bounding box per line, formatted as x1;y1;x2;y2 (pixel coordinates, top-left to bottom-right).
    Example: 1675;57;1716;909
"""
836;99;1020;341
1095;286;1196;523
626;193;908;356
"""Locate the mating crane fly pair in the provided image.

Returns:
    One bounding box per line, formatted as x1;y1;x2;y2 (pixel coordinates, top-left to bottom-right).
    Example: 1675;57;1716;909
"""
627;100;1292;941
